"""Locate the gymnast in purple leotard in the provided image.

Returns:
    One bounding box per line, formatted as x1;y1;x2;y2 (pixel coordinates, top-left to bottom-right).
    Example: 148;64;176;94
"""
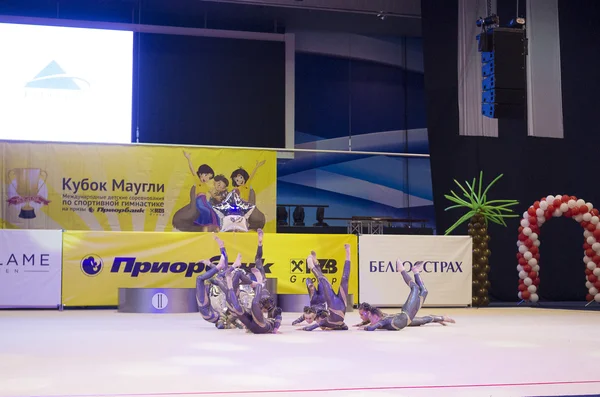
299;244;352;331
362;260;455;331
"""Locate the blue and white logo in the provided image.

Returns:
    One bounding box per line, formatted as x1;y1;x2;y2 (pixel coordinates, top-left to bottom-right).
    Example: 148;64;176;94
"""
81;254;103;276
25;60;89;90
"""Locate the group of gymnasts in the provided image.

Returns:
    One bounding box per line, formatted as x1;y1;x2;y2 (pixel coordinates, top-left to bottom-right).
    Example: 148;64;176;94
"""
195;230;455;334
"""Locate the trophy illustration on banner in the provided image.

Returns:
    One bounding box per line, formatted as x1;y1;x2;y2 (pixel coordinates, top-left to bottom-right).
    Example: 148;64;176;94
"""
6;168;51;219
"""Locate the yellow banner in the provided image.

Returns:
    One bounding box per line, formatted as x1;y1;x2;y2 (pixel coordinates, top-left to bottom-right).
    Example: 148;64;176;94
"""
0;141;276;232
62;231;358;306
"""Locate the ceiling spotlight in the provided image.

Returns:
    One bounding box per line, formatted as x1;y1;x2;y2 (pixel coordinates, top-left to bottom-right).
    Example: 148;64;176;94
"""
377;11;387;20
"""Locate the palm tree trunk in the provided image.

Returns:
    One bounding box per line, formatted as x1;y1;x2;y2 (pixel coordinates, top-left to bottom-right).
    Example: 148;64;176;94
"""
468;212;491;307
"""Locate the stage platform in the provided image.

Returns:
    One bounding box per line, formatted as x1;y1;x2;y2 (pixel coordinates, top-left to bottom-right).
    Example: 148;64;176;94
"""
1;308;599;397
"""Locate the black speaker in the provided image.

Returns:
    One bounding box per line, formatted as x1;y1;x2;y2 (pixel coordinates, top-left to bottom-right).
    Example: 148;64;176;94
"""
482;88;526;105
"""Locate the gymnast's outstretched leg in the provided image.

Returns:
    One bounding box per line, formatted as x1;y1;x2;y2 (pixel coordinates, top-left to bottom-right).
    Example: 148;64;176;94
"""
397;259;424;321
254;229;265;279
409;315;455;326
334;244;351;308
196;260;224;310
307;255;336;309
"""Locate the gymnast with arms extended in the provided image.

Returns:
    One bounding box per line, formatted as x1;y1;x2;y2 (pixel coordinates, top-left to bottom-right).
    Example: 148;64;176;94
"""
298;244;352;331
291;270;327;325
195;234;244;329
222;258;282;334
355;301;451;328
362;260;455;331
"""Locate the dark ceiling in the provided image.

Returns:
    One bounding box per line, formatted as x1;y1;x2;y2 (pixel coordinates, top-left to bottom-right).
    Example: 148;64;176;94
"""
0;0;422;37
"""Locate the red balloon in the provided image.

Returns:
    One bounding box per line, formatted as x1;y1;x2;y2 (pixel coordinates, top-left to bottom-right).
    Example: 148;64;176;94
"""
518;226;524;233
533;201;540;209
588;274;598;283
547;205;555;213
584;243;592;250
530;225;540;233
523;264;532;272
565;210;573;218
594;281;600;290
586;248;595;257
522;291;531;300
544;210;552;219
562;195;570;203
588;223;597;232
585;268;593;276
580;206;589;214
592;209;600;216
516;252;523;260
571;206;580;215
586;294;594;302
528;271;538;279
533;278;541;286
519;257;528;266
525;238;533;248
530;246;539;255
528;217;537;225
518;233;528;241
571;196;578;201
519;278;524;284
518;284;527;292
553;199;562;207
594;229;600;239
535;253;540;260
592;255;600;264
528;207;537;216
581;221;590;228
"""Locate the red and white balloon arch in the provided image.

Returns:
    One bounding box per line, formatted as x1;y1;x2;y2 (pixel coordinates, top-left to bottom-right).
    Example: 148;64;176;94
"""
517;194;600;303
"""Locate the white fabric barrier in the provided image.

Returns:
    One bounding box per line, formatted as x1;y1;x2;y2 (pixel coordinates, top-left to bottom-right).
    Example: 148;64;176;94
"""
0;230;62;308
359;235;472;307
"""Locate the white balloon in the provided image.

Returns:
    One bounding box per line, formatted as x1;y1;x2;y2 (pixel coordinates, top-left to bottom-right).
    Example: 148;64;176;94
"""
587;261;597;271
517;241;523;247
590;287;599;296
574;214;584;223
584;230;593;238
530;293;539;303
533;265;540;272
586;281;593;289
535;208;544;217
593;242;600;252
584;256;591;264
517;265;523;272
518;291;523;299
524;252;533;260
546;195;555;202
540;201;548;210
577;199;586;207
560;203;569;212
594;268;600;277
537;217;546;225
523;227;532;236
555;195;563;202
583;213;593;222
587;236;596;245
568;199;576;209
520;219;530;228
528;285;537;293
595;294;600;303
530;233;539;241
523;211;530;219
519;270;528;279
524;277;533;286
519;245;529;253
528;258;538;266
533;240;541;247
591;216;600;225
586;202;594;211
553;209;562;217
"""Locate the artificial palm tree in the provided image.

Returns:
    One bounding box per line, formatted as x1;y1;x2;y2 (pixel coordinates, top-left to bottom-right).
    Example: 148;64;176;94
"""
444;172;519;307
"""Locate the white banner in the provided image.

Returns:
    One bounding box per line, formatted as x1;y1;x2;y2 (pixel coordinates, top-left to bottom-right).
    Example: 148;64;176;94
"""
0;229;62;308
359;235;472;306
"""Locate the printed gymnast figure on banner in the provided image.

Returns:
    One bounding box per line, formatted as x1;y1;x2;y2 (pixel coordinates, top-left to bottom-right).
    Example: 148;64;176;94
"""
230;161;266;231
172;151;220;232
